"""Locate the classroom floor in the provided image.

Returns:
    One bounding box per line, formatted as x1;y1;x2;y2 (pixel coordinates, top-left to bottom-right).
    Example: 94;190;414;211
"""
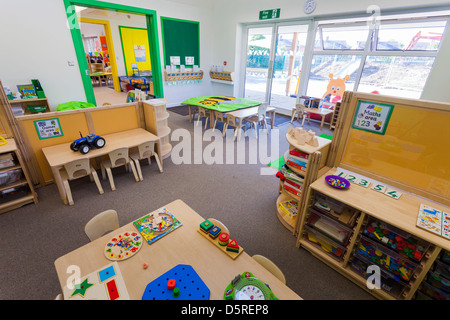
93;86;128;106
0;110;375;300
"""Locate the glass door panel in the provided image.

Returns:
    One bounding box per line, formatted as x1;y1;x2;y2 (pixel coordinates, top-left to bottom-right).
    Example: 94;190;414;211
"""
244;27;273;102
268;24;309;111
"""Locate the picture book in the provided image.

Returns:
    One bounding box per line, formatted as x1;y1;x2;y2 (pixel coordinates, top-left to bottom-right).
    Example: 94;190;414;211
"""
17;84;37;99
416;203;450;240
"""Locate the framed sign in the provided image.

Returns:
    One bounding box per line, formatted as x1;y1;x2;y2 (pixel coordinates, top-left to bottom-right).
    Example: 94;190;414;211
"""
34;118;63;140
352;100;394;135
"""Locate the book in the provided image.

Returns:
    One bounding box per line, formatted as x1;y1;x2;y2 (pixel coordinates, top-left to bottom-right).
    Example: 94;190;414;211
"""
289;149;309;160
17;84;37;99
284;178;303;191
278;200;299;218
286;159;307;172
283;183;302;197
286;155;308;167
280;165;304;183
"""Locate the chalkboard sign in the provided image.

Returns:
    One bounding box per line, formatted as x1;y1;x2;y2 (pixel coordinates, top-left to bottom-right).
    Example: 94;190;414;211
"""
161;17;200;68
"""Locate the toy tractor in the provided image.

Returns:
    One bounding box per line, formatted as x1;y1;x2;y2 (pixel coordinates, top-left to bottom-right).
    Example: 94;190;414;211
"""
70;132;106;154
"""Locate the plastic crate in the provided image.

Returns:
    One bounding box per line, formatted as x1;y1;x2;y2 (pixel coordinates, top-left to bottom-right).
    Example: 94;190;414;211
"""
427;271;450;293
308;208;353;246
434;260;450;280
350;253;409;299
363;216;430;262
0;185;28;204
420;281;450;300
312;192;360;227
440;250;450;265
304;225;347;260
0;168;22;187
356;236;419;281
27;105;47;113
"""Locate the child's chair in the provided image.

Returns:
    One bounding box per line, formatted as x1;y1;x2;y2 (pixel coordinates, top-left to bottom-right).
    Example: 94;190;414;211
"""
61;158;104;206
224;113;247;141
196;106;211;129
100;147;139;191
291;102;310;125
212;111;227;135
129;140;163;181
243;103;269;138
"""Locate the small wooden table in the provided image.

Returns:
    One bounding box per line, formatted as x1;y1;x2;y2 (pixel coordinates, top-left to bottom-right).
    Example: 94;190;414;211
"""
303;107;334;130
225;106;276;140
54;199;302;300
42;128;159;205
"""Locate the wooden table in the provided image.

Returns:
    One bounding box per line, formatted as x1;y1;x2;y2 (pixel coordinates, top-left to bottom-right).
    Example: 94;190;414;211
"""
226;106;276;140
42;128;159;205
302;107;334;130
54;199;302;300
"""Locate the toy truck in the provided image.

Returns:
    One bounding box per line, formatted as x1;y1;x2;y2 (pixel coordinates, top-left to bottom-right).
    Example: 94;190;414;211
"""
70;132;106;154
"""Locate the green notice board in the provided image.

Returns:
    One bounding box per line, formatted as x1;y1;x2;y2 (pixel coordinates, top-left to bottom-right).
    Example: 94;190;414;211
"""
161;17;200;68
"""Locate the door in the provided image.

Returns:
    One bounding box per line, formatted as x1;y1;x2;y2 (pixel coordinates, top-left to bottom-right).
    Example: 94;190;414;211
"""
243;22;313;113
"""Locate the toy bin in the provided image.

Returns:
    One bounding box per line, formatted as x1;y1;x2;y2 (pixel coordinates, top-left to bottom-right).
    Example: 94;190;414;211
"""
307;208;353;246
0;185;28;204
356;236;419;282
0;168;22;187
304;225;346;261
434;260;450;280
363;216;430;262
0;153;15;169
27;105;47;113
440;250;450;265
312;191;360;227
420;281;450;300
415;290;433;300
427;271;450;293
350;253;409;299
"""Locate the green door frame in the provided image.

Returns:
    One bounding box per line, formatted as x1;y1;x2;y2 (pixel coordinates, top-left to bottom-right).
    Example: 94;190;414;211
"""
63;0;164;105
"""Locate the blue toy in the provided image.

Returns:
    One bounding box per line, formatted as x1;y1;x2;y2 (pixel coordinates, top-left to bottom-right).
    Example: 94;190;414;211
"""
142;264;210;300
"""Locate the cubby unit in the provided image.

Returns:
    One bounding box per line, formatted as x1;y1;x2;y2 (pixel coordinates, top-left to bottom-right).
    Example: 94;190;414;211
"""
0;138;37;214
275;132;332;235
142;99;172;161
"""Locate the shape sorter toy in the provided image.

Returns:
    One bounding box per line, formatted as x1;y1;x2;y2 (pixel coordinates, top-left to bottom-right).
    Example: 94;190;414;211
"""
197;219;243;259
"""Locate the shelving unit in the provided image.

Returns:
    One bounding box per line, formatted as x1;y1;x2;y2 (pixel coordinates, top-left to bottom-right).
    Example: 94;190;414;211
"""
142;99;172;160
9;98;51;115
296;167;448;300
276;132;332;235
0;138;37;214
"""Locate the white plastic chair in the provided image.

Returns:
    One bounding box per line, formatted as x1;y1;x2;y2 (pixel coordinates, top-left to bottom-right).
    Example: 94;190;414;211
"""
84;209;119;241
129;140;163;181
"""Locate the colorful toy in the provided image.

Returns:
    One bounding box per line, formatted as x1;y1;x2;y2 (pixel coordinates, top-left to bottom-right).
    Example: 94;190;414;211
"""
325;175;350;190
142;264;210;300
104;231;143;261
197;220;243;259
416;203;450;240
226;239;240;253
133;207;182;245
224;271;278;300
364;217;430;262
200;219;214;233
218;232;230;246
209;225;221;239
63;262;129;300
70;131;106;154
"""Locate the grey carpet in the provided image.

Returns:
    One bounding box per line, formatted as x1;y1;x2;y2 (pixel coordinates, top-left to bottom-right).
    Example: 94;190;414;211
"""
0;112;374;300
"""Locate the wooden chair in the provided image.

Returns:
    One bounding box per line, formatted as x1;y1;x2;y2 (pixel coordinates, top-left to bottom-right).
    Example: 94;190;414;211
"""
252;254;286;284
212;111;227;135
100;147;139;191
60;158;104;206
207;218;229;234
196;106;211;129
84;209;119;241
129;140;163;181
243;103;269;138
291;102;310;125
224;113;247;141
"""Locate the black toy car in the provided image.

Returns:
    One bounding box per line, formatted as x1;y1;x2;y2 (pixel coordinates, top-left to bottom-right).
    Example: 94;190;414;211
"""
70;132;106;154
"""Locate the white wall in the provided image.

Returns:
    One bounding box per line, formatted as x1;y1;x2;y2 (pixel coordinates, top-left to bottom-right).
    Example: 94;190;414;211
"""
0;0;449;109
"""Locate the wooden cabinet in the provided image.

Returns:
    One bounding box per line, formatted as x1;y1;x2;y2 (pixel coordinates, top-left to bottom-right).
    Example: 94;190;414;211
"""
142;99;172;161
276;132;332;235
296;167;449;300
9;98;51;115
0;139;37;214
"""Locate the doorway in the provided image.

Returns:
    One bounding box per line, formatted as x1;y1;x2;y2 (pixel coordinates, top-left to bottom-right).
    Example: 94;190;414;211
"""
64;0;163;106
242;21;313;114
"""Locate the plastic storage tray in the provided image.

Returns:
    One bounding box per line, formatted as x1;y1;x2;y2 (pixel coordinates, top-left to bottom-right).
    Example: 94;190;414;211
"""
0;168;22;187
441;250;450;265
420;281;450;300
312;191;360;227
434;260;450;280
427;271;450;293
308;208;353;246
350;253;409;299
363;216;430;262
356;236;419;281
0;185;28;204
304;225;347;260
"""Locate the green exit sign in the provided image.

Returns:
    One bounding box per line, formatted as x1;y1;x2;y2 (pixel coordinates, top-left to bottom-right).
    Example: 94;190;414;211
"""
259;8;280;20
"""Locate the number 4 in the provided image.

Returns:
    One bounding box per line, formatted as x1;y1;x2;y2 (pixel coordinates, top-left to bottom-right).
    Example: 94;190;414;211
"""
384;188;402;200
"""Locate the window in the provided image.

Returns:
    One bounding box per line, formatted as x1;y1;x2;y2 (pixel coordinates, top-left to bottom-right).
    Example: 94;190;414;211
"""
315;25;369;50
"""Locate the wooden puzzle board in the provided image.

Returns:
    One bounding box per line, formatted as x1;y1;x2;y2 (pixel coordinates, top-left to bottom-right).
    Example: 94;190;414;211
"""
104;231;143;261
417;203;450;240
133;207;182;244
63;262;130;300
197;229;243;260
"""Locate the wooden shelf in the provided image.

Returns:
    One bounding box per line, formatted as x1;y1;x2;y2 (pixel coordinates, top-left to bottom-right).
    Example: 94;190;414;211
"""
142;99;172;160
276;192;298;232
9;98;51;115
